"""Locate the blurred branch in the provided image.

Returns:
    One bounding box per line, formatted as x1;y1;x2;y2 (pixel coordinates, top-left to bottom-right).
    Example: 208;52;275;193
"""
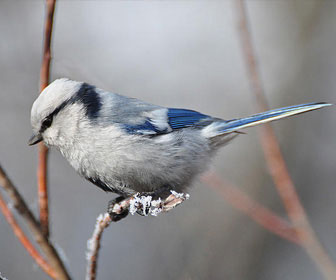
86;192;190;280
202;172;300;244
38;0;56;238
0;2;70;279
0;191;56;279
235;0;336;279
0;164;71;280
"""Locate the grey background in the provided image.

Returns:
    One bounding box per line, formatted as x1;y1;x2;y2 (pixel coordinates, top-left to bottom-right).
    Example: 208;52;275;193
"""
1;1;336;279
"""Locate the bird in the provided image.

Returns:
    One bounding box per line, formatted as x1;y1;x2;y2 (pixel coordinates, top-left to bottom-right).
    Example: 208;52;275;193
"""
29;78;331;215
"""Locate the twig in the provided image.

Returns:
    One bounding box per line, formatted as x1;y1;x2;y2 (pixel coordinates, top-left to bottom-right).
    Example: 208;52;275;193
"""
38;144;49;237
86;213;112;280
0;191;56;279
235;1;336;278
86;192;189;280
0;164;71;280
38;0;56;238
202;172;300;244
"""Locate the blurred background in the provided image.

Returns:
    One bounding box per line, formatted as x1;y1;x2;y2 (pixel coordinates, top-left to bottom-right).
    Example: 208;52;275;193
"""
1;1;336;279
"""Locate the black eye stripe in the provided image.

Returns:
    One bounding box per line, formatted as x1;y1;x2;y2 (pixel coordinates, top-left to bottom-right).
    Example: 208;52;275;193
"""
39;92;69;133
39;82;102;133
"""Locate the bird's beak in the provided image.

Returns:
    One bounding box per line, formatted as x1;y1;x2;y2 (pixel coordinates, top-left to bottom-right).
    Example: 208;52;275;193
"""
28;133;43;146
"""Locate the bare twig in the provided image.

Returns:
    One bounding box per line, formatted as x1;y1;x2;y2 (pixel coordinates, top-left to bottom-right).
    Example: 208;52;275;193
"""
38;144;49;237
0;164;71;280
38;0;56;238
86;192;190;280
235;1;336;278
202;172;300;244
40;0;56;90
0;191;56;279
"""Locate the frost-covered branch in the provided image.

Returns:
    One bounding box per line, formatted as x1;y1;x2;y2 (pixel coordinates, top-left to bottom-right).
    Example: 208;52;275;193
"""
123;191;189;217
86;191;189;280
86;213;111;280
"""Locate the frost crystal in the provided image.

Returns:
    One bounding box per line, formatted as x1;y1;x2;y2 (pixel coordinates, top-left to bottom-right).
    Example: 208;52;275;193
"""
151;207;162;216
129;194;141;215
140;195;152;216
151;198;161;207
171;190;189;199
86;213;109;260
128;191;189;217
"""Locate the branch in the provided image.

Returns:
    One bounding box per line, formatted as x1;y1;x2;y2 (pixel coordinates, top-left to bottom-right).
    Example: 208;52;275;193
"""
86;192;189;280
0;191;56;279
38;0;56;238
38;143;49;237
86;213;111;280
0;164;71;280
235;1;336;278
202;172;300;244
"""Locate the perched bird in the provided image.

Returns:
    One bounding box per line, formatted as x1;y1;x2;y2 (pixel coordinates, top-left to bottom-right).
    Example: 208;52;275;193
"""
29;78;331;203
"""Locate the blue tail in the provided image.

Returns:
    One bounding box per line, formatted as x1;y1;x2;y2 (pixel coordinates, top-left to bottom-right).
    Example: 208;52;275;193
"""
216;102;332;134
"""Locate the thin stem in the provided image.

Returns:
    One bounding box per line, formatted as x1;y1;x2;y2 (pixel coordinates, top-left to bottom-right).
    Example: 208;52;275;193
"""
202;172;300;244
86;214;112;280
38;0;56;238
0;191;56;279
40;0;55;89
0;164;71;280
235;0;336;278
38;144;49;237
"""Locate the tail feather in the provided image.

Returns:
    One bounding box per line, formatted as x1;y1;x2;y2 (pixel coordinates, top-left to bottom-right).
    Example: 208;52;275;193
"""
212;102;332;136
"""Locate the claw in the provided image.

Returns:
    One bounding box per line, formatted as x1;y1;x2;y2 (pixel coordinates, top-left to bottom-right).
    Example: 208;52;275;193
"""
107;196;129;222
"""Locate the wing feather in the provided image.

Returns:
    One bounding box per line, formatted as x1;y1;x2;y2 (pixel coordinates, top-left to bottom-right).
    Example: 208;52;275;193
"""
123;108;213;135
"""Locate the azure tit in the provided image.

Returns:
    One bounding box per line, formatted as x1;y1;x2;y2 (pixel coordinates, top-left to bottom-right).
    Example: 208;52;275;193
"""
29;78;331;215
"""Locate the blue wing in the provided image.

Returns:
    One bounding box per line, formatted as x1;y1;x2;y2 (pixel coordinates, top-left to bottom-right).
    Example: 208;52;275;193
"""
167;108;212;129
123;108;214;135
121;102;332;137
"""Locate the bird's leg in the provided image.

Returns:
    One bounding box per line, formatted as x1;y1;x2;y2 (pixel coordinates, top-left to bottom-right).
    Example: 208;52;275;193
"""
107;196;129;222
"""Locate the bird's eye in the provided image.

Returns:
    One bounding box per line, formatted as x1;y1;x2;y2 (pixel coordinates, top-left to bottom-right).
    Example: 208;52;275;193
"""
41;116;53;131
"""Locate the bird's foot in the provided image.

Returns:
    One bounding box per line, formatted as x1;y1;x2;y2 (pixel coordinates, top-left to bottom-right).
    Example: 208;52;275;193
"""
107;196;129;222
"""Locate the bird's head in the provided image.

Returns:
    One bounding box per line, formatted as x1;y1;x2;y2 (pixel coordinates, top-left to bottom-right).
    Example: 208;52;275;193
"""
29;78;89;147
